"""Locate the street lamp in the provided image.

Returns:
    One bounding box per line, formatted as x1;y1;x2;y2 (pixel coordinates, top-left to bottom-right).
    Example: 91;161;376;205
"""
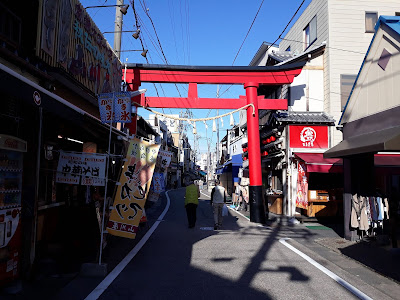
115;49;148;57
85;4;130;15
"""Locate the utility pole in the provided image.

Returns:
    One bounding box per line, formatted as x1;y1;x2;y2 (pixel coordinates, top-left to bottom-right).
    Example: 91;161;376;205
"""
114;0;124;59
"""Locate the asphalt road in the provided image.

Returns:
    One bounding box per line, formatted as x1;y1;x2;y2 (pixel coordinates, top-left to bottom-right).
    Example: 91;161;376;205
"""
88;188;398;300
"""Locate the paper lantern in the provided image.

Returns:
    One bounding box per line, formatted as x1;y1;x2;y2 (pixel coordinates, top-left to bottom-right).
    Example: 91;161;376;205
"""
270;136;276;142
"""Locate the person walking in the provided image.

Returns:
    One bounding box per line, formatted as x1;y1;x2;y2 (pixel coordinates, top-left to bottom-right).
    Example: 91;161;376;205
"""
185;180;200;228
211;179;227;230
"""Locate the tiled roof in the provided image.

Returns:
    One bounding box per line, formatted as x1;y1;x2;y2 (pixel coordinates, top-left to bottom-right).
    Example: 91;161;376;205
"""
274;111;335;125
269;51;294;62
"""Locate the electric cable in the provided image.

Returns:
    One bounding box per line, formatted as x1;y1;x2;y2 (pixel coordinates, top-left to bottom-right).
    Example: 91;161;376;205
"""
219;0;306;98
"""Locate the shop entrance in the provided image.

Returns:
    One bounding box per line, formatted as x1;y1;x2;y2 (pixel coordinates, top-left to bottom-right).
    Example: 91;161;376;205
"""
124;63;304;223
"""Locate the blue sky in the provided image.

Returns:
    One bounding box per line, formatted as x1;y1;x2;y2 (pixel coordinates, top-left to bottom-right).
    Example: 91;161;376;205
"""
82;0;311;156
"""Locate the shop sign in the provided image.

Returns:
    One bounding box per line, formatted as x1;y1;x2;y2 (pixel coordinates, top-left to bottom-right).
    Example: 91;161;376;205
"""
157;150;173;170
107;138;160;239
296;161;308;209
56;151;107;186
37;0;122;95
152;172;165;193
0;135;27;152
98;92;132;123
289;125;328;149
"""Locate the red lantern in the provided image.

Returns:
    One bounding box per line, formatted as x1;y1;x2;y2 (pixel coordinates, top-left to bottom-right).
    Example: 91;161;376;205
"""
267;138;271;143
243;156;247;161
270;136;276;142
262;140;267;145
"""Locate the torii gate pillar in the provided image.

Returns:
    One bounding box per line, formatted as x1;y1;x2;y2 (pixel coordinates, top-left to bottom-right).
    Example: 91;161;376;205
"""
245;82;265;224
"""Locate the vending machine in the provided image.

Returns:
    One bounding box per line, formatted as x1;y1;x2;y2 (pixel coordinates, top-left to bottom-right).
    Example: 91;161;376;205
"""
0;135;27;286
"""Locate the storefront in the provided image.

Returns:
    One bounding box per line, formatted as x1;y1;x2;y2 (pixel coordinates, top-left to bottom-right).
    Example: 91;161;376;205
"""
325;16;400;244
0;61;128;284
248;111;338;218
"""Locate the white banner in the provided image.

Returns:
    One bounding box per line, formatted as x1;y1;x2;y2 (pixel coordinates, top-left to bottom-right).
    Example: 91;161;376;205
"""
56;151;107;186
157;150;173;169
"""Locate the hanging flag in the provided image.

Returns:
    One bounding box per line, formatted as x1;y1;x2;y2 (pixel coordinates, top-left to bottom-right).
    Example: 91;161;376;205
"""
114;91;132;123
98;93;114;123
296;161;308;209
107;138;160;239
98;92;132;123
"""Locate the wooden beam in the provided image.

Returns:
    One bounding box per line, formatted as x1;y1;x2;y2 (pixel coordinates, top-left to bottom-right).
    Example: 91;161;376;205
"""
139;95;287;110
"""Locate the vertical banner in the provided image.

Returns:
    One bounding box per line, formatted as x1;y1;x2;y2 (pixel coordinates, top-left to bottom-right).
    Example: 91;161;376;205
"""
296;161;308;209
98;93;114;123
107;138;160;239
114;92;132;123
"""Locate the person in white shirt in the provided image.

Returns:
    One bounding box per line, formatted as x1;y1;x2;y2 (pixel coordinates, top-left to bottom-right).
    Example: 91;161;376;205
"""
210;179;227;230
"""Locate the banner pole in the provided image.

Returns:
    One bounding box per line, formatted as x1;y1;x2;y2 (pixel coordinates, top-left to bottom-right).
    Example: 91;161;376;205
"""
99;94;113;265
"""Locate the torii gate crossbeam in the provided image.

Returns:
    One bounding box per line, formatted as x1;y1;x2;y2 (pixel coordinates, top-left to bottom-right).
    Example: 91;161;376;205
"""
124;63;304;224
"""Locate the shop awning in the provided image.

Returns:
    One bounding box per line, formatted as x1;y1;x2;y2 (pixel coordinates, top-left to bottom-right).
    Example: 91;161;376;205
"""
0;62;128;143
324;126;400;158
215;163;232;175
375;154;400;166
295;153;343;173
199;170;207;176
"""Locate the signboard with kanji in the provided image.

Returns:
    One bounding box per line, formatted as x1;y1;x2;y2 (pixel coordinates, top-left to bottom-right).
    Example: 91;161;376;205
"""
289;125;329;149
98;93;114;123
114;92;132;123
98;92;132;123
107;138;160;239
56;151;107;186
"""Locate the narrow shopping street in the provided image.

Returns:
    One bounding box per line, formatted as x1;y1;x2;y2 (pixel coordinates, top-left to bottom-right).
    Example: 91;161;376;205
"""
82;189;399;300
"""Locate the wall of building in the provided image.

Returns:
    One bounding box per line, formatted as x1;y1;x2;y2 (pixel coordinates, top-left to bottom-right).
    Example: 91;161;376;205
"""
327;0;400;144
289;55;324;111
341;24;400;124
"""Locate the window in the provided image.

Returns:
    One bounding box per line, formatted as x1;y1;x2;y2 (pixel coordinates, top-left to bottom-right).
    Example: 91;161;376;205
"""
365;12;378;33
303;16;317;50
340;74;357;111
378;48;391;70
395;12;400;17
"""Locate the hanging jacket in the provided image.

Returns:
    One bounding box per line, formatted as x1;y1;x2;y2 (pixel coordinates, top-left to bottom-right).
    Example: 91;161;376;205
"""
351;194;369;231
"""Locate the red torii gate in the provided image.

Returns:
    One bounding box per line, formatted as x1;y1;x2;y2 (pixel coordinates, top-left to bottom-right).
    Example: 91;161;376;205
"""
124;63;303;223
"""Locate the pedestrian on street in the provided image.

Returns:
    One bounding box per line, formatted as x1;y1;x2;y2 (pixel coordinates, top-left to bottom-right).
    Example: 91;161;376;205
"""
184;180;200;228
211;179;227;230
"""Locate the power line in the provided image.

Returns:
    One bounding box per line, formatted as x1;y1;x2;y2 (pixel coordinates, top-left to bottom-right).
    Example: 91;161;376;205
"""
219;0;306;98
279;37;366;54
231;0;265;66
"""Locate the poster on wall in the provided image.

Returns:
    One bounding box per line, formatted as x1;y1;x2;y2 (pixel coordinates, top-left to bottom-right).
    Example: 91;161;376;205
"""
107;138;160;239
296;161;308;209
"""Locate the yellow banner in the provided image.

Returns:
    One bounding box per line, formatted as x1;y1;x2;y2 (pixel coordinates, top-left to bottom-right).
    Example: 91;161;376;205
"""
107;138;160;239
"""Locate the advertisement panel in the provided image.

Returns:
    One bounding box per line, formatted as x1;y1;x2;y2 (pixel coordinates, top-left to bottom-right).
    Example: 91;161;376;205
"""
56;151;107;186
107;138;160;239
37;0;122;95
289;125;329;149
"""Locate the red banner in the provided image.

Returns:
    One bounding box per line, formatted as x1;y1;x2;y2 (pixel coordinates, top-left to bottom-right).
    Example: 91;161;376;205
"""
296;161;308;209
289;125;328;149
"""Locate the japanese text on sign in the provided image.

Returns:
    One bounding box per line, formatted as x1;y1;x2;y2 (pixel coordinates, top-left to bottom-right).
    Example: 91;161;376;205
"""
56;151;107;186
107;138;160;239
